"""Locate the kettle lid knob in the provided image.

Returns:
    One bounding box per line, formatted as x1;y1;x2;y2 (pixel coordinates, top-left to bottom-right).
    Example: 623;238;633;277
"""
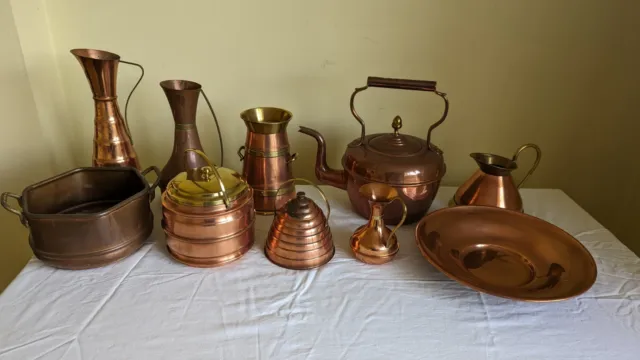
391;116;403;136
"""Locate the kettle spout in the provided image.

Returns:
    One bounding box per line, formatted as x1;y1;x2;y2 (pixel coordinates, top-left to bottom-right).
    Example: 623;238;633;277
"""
299;126;348;190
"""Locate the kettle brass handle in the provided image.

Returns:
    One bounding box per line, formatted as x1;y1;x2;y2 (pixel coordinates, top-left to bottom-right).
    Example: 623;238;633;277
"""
275;178;331;222
350;76;449;149
184;148;231;209
512;143;542;189
119;60;145;146
237;146;245;161
141;166;161;202
1;192;27;228
200;89;224;167
385;196;408;248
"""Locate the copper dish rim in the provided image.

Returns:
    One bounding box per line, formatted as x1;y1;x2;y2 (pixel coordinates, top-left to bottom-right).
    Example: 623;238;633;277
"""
414;205;598;303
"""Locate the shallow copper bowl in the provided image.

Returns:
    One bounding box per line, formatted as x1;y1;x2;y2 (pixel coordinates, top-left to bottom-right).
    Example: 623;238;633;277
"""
415;206;597;302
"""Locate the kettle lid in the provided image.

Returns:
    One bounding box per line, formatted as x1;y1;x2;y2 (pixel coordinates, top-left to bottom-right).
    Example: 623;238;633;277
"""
165;150;249;208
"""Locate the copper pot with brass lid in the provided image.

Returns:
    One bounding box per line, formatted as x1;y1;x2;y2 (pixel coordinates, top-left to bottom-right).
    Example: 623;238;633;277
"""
265;178;334;270
162;149;255;267
452;143;542;212
299;76;449;225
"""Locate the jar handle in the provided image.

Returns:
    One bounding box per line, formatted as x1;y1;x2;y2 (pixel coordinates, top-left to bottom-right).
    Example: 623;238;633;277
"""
200;89;224;167
349;76;449;149
237;146;246;161
183;148;231;209
275;178;331;222
384;196;408;248
141;166;161;202
1;192;27;227
120;60;144;145
512;143;542;189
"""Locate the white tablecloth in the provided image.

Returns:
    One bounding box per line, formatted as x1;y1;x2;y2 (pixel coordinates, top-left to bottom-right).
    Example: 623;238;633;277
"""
0;186;639;360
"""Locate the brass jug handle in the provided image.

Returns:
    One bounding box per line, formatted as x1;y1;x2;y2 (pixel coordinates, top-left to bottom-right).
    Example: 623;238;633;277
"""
200;89;224;167
1;192;27;227
183;148;231;208
141;166;161;202
349;76;449;148
275;178;331;222
120;60;144;145
512;143;542;189
237;146;245;161
385;196;408;248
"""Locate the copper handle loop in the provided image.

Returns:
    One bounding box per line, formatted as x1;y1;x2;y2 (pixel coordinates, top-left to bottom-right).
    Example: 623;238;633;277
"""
274;178;331;222
349;77;448;149
385;196;407;248
1;192;27;228
119;60;144;145
512;143;542;189
200;89;224;167
183;148;231;209
237;146;245;161
287;153;298;164
141;166;161;202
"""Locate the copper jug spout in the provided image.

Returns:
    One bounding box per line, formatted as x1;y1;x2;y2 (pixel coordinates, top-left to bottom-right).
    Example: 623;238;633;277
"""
453;143;542;212
71;48;144;169
298;126;348;190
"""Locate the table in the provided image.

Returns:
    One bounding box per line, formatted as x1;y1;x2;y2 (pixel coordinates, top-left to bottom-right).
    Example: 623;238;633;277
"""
1;186;639;360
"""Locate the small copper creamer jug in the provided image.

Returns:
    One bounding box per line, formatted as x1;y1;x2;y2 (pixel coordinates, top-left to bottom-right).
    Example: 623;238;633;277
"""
453;143;542;212
265;179;334;270
350;183;407;265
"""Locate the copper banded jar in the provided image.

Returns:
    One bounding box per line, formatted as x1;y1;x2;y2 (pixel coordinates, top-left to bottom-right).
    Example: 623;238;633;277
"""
238;107;297;214
162;149;255;267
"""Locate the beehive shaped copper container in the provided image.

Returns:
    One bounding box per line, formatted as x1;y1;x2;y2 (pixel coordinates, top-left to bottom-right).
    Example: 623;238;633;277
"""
162;149;255;267
265;179;334;270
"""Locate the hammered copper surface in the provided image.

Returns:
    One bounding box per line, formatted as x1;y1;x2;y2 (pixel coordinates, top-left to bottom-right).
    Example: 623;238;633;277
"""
415;206;597;302
453;144;542;212
350;183;407;265
158;80;223;193
71;48;143;169
299;76;449;225
239;107;297;214
265;179;334;270
162;149;255;267
1;166;159;269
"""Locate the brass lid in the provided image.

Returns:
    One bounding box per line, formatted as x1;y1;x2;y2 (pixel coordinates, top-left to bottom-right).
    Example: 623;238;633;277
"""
165;149;249;208
344;116;446;185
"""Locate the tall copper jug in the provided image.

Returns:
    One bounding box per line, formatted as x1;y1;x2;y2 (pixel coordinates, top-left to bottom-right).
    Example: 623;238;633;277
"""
452;143;542;212
238;107;298;214
158;80;224;193
71;49;144;169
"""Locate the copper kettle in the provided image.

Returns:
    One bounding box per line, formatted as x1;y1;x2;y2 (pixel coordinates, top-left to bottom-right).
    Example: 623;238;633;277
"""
452;143;542;212
299;76;449;226
265;178;334;270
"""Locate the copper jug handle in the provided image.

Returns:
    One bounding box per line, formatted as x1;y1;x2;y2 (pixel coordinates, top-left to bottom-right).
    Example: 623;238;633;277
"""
183;148;231;208
200;89;224;166
512;143;542;189
1;192;27;227
119;60;144;145
237;146;246;161
350;76;449;148
275;178;331;222
384;196;408;248
140;166;161;202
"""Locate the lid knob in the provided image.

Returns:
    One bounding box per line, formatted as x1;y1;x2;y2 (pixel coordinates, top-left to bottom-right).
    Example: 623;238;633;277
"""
392;116;403;136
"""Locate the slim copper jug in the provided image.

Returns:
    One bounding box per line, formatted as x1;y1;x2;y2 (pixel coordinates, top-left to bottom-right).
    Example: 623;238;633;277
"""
71;49;144;169
238;107;298;214
452;143;542;212
158;80;224;193
350;183;407;265
265;178;334;270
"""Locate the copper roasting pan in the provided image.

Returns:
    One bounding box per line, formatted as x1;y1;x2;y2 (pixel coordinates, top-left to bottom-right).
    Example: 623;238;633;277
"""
1;166;160;270
415;206;597;302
